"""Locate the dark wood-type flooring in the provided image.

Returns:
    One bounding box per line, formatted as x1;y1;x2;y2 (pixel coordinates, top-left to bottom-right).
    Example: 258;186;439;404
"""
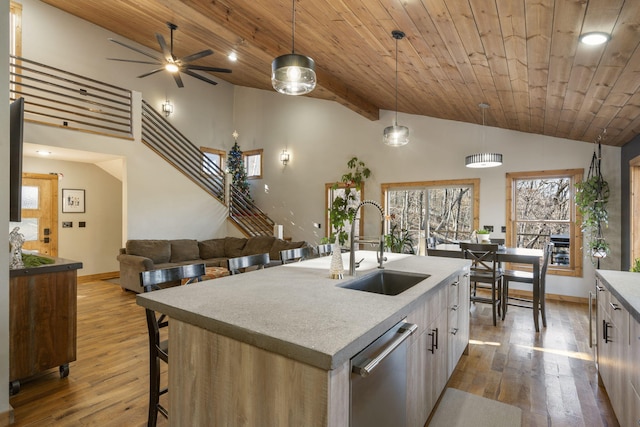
8;280;618;426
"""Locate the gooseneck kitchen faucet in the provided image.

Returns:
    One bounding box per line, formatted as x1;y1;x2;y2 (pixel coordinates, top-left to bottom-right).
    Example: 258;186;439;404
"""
349;200;387;275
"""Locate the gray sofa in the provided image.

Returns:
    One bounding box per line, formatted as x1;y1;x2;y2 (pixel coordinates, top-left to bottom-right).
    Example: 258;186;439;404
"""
117;236;306;292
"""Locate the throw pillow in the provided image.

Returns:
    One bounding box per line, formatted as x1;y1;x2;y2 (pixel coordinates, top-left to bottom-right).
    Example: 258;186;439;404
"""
224;237;248;258
127;240;171;264
170;239;200;263
198;239;226;259
242;236;276;256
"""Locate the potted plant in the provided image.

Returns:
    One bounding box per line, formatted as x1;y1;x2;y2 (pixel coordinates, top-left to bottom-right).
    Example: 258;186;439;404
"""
631;258;640;272
589;239;610;259
325;157;371;246
474;228;491;243
384;223;415;254
575;173;610;261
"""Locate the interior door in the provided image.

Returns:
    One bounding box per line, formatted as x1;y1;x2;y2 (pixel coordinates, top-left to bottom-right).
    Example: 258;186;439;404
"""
16;173;58;256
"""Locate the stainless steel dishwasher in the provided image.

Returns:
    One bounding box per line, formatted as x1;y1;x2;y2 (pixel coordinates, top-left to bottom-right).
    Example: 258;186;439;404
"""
350;320;417;427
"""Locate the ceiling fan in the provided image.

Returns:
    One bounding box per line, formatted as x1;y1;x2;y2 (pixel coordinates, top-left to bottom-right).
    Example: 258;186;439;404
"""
107;22;232;88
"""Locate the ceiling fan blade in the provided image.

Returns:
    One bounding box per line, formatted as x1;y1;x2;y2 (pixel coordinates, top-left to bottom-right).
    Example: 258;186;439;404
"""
108;38;163;62
185;64;232;73
107;58;163;65
173;72;184;88
155;33;174;62
137;68;165;78
183;69;218;86
180;49;213;64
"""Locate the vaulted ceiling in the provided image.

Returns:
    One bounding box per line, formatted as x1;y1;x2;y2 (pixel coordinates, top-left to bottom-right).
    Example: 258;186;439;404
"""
41;0;640;147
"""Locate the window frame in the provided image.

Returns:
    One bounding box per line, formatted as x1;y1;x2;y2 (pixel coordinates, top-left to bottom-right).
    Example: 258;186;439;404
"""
243;149;263;180
506;169;583;277
381;179;480;254
200;147;226;175
325;182;364;241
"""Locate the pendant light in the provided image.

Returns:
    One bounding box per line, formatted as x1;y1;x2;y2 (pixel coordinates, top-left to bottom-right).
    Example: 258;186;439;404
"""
465;103;503;168
383;30;409;147
271;0;316;96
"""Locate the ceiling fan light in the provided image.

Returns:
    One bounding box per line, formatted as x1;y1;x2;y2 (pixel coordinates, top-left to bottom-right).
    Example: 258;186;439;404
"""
271;53;316;95
465;153;503;168
383;124;410;147
165;63;179;73
579;32;610;46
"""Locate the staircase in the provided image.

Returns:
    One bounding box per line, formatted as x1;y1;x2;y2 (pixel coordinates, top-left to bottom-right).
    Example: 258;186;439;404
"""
11;55;276;238
140;100;275;237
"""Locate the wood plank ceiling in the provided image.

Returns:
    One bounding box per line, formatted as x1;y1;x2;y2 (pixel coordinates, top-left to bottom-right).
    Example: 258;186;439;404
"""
41;0;640;147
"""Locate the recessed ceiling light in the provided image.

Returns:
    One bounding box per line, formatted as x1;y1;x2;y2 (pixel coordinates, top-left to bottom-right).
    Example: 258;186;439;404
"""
228;52;238;62
36;150;52;156
579;32;610;46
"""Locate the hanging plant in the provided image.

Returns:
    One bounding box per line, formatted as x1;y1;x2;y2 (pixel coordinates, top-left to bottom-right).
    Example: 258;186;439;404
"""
326;157;371;246
575;139;609;262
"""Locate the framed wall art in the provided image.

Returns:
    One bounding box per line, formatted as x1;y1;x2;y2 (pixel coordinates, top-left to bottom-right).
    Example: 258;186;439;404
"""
62;189;85;213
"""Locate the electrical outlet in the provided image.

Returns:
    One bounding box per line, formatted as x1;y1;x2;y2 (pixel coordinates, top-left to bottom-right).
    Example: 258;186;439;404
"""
501;226;506;233
79;221;86;228
313;222;322;229
62;221;72;228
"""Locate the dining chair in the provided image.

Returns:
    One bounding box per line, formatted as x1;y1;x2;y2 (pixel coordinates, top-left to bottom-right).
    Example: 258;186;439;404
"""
316;243;334;257
460;243;503;326
227;252;270;275
502;242;554;329
280;246;314;264
139;263;205;427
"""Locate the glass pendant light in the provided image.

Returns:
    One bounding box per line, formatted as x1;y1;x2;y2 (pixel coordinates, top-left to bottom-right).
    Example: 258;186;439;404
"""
465;103;503;168
271;0;316;96
383;30;409;147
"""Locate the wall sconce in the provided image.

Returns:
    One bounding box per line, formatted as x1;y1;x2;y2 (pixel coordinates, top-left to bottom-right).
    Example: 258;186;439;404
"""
162;100;174;117
280;149;290;166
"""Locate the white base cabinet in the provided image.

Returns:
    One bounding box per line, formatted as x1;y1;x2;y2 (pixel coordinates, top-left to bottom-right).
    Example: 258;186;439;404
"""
595;271;640;427
406;269;470;427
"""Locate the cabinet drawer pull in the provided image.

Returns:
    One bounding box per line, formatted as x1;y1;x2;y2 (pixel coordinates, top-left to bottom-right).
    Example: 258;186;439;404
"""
596;285;605;292
451;304;458;311
609;302;621;311
451;281;458;287
603;320;612;343
428;328;439;353
588;291;595;349
451;328;458;336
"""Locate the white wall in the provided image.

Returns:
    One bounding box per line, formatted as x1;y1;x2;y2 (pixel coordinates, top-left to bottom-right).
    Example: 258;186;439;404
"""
20;156;123;275
233;86;622;299
1;0;11;419
20;0;237;246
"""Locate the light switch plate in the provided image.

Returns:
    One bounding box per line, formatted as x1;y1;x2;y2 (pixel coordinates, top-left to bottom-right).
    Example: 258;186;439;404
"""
62;221;72;228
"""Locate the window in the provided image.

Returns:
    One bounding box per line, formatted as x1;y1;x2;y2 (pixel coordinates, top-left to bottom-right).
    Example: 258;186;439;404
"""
201;147;225;175
382;179;479;254
243;149;263;179
10;1;22;57
325;182;364;244
506;169;583;276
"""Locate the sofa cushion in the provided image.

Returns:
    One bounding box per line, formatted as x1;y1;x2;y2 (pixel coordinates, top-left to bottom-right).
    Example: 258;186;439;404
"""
198;238;226;259
224;237;248;258
126;240;171;264
170;239;200;263
242;236;276;256
269;239;306;261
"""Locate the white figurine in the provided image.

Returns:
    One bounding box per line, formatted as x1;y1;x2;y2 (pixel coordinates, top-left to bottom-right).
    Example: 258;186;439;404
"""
9;227;25;269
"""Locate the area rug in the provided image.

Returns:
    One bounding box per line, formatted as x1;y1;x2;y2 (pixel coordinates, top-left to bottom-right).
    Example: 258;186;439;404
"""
429;388;522;427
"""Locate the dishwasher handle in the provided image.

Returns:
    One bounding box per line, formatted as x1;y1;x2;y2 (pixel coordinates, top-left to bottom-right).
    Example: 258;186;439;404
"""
352;322;418;378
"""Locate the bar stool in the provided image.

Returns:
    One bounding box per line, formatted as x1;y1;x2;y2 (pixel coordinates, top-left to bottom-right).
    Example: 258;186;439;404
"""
227;253;270;275
139;263;205;426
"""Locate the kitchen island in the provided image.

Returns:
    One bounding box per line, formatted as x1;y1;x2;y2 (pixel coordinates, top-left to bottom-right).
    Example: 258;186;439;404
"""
136;251;470;426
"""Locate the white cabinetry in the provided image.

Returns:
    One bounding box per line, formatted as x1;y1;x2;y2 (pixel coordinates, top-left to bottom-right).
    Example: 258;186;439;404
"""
595;273;637;427
406;269;470;427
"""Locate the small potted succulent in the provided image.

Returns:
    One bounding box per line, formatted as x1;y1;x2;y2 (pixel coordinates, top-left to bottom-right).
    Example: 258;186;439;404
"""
474;228;491;243
589;239;610;259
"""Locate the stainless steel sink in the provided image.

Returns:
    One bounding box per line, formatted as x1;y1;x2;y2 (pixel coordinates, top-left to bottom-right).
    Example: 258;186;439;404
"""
339;270;430;296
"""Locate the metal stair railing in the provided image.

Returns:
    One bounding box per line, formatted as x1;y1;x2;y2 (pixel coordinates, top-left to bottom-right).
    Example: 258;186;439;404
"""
10;55;132;139
141;100;225;202
229;185;275;236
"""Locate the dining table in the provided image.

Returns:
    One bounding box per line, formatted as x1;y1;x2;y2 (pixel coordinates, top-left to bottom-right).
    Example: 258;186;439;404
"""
427;243;545;332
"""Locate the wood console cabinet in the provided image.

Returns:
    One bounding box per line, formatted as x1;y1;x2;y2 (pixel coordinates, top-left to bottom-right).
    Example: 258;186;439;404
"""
9;258;82;394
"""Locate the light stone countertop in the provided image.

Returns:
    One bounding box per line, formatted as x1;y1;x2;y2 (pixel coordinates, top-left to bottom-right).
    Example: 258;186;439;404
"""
136;251;469;370
596;269;640;323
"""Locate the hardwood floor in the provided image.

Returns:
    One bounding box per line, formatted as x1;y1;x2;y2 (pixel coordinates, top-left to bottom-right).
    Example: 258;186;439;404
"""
8;280;618;426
